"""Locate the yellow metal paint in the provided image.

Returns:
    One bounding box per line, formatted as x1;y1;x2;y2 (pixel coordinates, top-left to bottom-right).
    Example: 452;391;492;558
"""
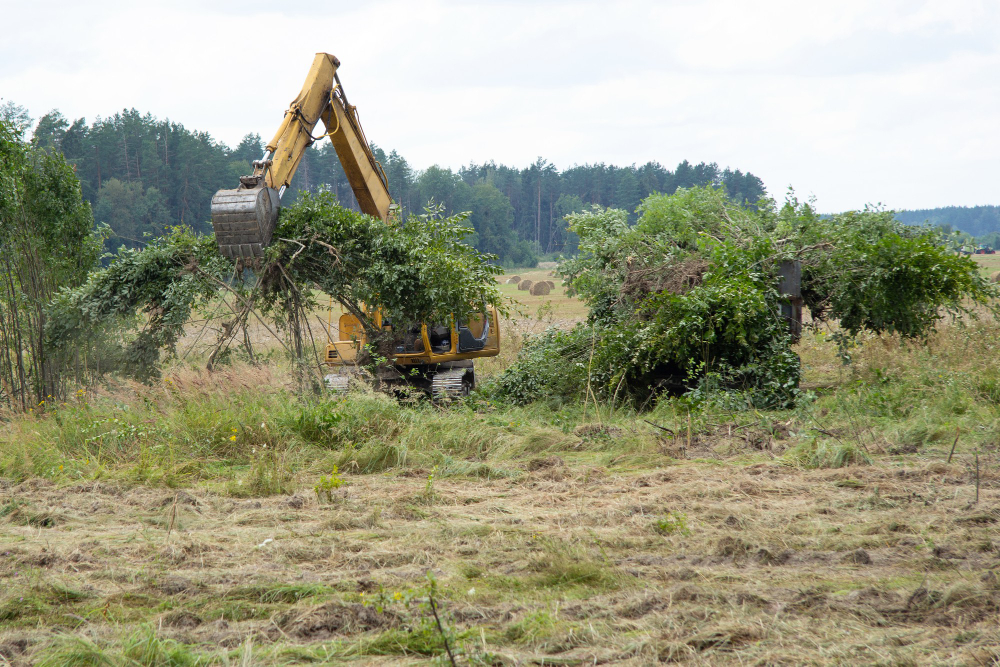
254;52;503;373
324;308;501;368
255;53;392;221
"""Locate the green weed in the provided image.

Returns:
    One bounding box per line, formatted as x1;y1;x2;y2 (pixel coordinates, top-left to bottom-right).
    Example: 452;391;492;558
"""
423;465;439;502
527;537;625;590
314;464;345;503
226;582;336;604
654;511;690;536
503;608;560;644
228;447;294;497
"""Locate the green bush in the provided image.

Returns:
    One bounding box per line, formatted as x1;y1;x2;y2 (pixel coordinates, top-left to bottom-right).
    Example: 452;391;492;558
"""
490;187;992;411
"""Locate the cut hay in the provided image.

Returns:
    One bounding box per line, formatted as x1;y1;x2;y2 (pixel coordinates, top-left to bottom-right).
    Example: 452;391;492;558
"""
506;275;522;284
518;280;533;291
530;282;551;296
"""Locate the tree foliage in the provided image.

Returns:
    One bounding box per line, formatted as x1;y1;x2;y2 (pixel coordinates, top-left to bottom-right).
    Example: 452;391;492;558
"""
779;197;995;337
259;192;506;341
491;186;995;409
93;178;174;250
45;227;229;382
46;193;506;383
18;101;766;265
0;119;103;409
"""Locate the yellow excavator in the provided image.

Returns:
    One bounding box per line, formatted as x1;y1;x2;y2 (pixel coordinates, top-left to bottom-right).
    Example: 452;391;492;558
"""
210;53;500;399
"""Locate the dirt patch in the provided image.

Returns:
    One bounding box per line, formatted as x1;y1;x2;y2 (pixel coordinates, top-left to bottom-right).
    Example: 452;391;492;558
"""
527;456;564;472
716;536;754;559
161;610;203;629
687;626;762;651
842;548;873;565
0;638;29;660
617;595;668;619
279;602;399;639
157;575;198;595
755;548;791;566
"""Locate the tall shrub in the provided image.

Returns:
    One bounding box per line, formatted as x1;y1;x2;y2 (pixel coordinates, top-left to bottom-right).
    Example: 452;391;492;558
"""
0;120;102;409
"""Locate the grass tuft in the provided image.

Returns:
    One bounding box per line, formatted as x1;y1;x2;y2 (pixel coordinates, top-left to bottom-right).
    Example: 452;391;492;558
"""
783;439;872;468
36;625;211;667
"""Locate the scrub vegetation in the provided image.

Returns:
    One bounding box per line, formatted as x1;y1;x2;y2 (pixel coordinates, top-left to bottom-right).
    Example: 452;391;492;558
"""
492;187;994;409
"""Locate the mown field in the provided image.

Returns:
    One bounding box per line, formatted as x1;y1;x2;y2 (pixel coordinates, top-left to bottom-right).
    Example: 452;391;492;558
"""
1;264;999;665
973;252;1000;278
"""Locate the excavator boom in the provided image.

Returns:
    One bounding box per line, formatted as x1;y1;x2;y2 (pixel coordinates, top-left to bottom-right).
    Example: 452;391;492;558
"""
211;53;392;258
211;52;501;400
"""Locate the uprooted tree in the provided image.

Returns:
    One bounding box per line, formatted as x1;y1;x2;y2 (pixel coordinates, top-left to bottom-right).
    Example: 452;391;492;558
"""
44;191;506;386
490;186;996;409
254;193;504;363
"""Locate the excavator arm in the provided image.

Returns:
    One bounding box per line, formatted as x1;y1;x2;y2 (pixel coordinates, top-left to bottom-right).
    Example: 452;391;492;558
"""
211;52;393;258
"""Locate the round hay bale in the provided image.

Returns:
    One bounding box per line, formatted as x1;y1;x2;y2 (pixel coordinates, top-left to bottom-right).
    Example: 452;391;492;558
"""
529;282;551;296
990;270;1000;283
506;275;521;284
517;279;533;291
544;280;555;289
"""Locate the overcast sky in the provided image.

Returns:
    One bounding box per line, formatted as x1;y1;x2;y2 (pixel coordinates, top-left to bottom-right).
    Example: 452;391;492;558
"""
2;0;998;212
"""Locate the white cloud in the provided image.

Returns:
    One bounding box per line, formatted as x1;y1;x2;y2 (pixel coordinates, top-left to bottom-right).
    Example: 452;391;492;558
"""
3;0;1000;211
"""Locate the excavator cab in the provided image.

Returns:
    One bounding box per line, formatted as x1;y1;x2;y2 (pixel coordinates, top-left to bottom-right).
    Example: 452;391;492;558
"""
211;52;501;399
322;307;500;399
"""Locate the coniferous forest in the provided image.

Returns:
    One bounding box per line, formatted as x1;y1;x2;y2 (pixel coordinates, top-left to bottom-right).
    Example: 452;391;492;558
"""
23;106;767;264
20;103;999;262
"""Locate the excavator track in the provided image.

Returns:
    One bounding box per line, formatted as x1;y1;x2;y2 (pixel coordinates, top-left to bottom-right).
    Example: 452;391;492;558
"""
431;368;472;402
323;371;352;394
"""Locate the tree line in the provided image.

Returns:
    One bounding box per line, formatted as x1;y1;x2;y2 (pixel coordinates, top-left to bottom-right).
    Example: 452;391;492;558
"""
896;205;1000;245
13;103;767;264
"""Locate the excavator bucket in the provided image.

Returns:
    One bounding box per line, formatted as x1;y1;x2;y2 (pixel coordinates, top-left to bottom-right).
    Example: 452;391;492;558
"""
210;184;280;259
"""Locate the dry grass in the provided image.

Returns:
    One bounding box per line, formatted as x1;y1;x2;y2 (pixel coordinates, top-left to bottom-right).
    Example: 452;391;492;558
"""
4;267;1000;664
497;269;587;323
973;253;1000;276
1;449;997;664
